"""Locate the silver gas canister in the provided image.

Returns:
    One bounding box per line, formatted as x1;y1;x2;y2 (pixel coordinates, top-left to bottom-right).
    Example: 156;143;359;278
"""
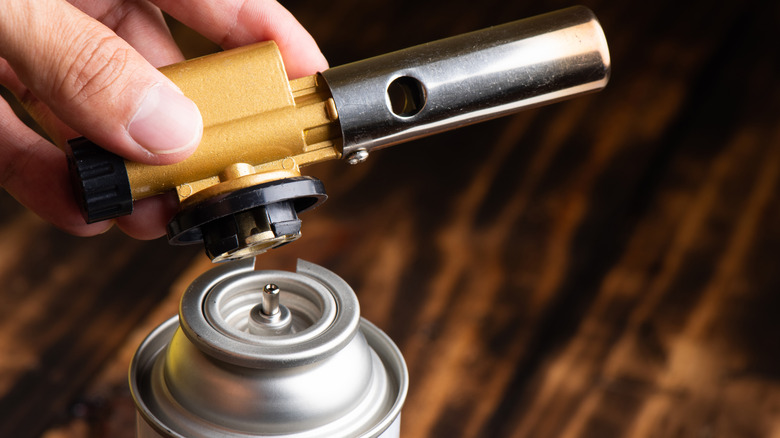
129;259;408;437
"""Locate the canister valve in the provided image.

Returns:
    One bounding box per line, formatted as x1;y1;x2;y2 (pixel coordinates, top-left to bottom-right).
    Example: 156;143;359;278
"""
248;283;293;336
68;6;610;262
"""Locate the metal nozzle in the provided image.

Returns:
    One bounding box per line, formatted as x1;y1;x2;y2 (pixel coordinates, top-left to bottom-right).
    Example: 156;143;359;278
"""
247;282;292;336
322;5;610;158
261;284;280;316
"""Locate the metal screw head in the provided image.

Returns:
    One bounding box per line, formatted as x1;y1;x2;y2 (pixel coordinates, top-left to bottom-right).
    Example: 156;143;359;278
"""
346;149;369;165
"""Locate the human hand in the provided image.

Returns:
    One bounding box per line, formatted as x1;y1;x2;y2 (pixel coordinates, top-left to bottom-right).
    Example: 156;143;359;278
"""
0;0;328;239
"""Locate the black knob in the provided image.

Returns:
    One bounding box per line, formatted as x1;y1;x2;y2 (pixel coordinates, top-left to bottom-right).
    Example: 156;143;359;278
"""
67;137;133;223
167;177;327;262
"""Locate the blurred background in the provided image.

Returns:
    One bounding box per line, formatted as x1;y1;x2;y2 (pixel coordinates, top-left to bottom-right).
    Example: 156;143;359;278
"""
1;0;779;436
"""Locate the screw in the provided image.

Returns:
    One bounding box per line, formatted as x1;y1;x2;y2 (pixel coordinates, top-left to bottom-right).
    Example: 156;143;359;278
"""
346;149;369;165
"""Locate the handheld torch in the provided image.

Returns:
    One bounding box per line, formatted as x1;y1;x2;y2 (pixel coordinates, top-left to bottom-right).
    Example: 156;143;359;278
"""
68;6;610;262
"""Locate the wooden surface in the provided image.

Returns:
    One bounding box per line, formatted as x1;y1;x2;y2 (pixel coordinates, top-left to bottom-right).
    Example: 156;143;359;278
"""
1;0;779;436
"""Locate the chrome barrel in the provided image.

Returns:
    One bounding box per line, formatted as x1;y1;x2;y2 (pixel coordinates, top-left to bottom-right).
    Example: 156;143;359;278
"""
322;6;610;159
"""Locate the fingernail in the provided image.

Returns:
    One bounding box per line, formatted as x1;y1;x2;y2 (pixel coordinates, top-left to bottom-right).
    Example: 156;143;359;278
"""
128;83;202;155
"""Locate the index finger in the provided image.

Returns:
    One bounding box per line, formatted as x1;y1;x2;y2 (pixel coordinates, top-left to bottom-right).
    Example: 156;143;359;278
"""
150;0;328;78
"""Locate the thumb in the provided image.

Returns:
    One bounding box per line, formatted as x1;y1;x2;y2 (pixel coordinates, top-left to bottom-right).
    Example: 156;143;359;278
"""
0;0;202;164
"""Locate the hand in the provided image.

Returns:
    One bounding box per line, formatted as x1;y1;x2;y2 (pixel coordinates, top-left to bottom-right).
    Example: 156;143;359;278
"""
0;0;328;239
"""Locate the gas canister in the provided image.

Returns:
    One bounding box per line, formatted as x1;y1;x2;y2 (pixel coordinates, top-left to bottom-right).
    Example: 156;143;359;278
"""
130;259;407;437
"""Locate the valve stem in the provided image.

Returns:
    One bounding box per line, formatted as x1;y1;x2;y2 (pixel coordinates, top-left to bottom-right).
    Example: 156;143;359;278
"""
261;284;280;316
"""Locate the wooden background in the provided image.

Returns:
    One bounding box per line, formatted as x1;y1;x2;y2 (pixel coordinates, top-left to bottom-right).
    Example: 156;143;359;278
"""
1;0;779;436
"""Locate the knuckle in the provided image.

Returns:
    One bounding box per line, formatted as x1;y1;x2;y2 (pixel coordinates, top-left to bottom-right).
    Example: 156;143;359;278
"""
0;109;28;188
0;155;22;188
55;30;133;106
0;141;32;189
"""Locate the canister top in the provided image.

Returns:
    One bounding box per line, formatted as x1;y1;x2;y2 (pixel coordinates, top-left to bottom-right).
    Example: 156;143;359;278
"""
178;258;361;368
130;259;408;436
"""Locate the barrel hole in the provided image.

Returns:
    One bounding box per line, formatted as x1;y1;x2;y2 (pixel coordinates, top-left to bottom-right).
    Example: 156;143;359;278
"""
387;76;426;117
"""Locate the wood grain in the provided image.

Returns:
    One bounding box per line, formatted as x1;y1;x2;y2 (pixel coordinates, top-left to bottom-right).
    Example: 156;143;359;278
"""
1;0;778;436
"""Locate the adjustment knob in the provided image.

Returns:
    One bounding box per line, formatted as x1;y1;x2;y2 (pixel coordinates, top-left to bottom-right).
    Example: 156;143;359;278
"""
67;137;133;223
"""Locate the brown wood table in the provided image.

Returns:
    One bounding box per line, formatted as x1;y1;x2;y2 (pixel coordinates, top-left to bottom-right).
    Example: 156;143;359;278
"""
1;0;779;436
